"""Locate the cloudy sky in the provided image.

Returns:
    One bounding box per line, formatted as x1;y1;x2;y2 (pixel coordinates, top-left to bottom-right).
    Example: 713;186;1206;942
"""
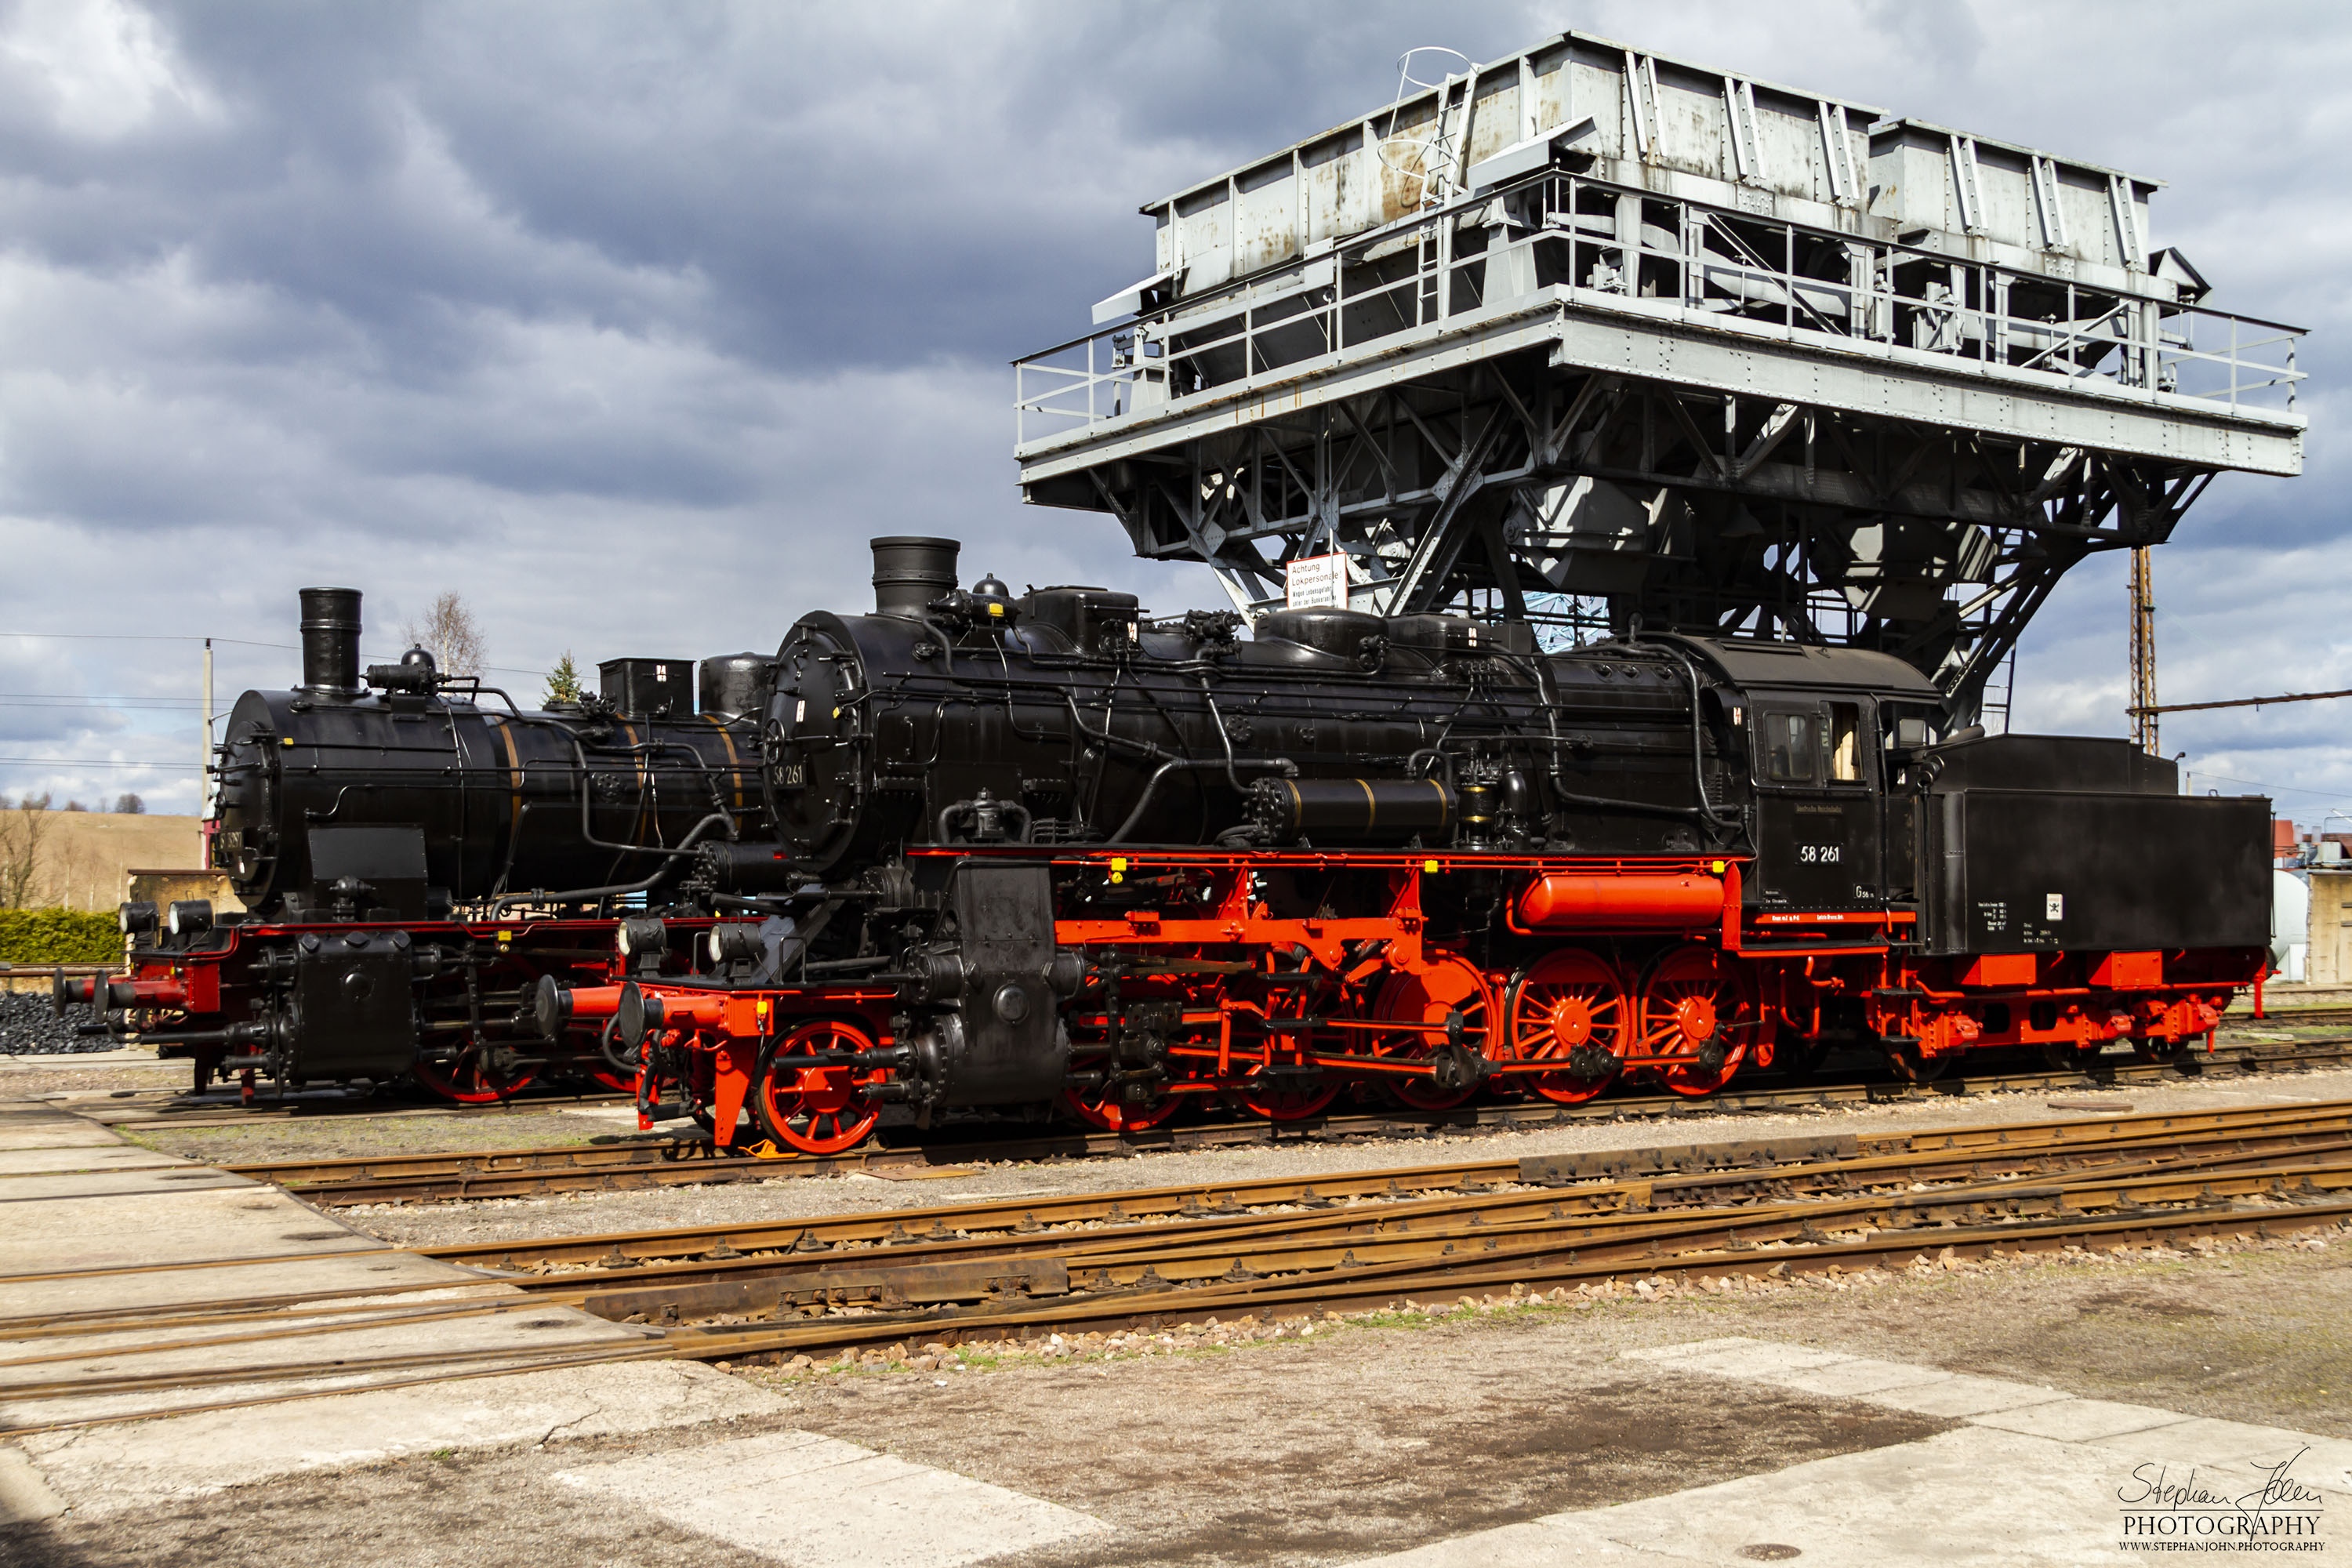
0;0;2343;823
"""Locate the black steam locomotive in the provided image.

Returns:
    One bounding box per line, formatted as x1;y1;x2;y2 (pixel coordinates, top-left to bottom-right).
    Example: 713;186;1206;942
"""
67;538;2267;1145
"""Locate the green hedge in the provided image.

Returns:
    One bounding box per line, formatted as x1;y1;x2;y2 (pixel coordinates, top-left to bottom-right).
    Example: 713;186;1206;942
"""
0;909;122;965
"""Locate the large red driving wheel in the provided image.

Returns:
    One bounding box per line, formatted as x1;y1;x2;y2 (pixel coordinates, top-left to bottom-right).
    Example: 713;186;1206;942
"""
1061;1048;1182;1133
1637;946;1755;1098
1232;984;1342;1121
752;1019;886;1155
1508;949;1630;1105
412;1048;535;1104
1370;957;1493;1111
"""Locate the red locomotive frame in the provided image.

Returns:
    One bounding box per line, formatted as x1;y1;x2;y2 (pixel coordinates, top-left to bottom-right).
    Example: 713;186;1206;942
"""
547;847;2252;1156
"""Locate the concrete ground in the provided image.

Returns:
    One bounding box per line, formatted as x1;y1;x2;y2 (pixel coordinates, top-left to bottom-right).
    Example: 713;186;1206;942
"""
0;1092;782;1556
4;1228;2347;1566
0;1053;2348;1566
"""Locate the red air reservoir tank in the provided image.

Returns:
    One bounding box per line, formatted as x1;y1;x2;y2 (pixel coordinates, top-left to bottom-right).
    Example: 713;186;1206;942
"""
1513;873;1726;930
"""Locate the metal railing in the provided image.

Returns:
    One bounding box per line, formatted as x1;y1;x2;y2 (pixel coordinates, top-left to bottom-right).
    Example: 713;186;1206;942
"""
1016;168;2304;448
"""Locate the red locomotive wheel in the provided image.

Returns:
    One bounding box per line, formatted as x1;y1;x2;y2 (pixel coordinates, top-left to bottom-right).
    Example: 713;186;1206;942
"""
1232;1070;1342;1120
586;1064;641;1094
1232;988;1342;1121
1370;958;1494;1111
1060;1052;1182;1134
1508;949;1630;1105
1637;946;1753;1098
1882;1037;1951;1083
412;1051;535;1104
753;1020;886;1155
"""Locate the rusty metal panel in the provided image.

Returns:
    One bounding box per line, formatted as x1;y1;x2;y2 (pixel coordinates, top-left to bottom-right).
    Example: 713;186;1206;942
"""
1173;183;1232;290
1136;29;2176;306
1642;59;1733;182
1230;157;1298;278
1459;72;1524;171
1375;97;1443;223
1867;118;2159;272
1298;129;1363;248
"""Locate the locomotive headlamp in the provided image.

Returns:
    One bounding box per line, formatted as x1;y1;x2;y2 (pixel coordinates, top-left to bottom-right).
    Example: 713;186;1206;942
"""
166;900;213;937
117;901;158;936
707;924;761;966
615;916;666;958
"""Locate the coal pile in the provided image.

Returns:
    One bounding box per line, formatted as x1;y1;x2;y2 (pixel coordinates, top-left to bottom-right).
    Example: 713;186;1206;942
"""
0;989;111;1054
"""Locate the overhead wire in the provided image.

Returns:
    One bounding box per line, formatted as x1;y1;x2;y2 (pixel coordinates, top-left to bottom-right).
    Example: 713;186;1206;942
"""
0;632;551;680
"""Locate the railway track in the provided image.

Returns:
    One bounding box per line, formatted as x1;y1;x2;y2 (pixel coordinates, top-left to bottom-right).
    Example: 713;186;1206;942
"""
6;1096;2350;1436
46;1026;2348;1138
220;1038;2352;1207
2230;1005;2352;1029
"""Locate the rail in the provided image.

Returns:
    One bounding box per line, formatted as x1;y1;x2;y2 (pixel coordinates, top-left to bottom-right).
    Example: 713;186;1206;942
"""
226;1038;2352;1206
8;1097;2351;1436
1016;165;2306;449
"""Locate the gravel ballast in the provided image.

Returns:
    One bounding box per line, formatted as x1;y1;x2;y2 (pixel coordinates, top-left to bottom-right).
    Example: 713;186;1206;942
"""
0;988;108;1054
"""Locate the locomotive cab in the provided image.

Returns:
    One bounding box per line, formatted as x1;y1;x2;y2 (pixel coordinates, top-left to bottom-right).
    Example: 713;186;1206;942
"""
1667;638;1940;915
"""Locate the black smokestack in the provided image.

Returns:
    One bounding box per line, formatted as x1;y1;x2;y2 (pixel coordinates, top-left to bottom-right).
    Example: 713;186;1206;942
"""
298;587;362;697
869;537;960;618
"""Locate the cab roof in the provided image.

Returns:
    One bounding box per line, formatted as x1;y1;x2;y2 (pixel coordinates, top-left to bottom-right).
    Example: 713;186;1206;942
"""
1668;637;1942;700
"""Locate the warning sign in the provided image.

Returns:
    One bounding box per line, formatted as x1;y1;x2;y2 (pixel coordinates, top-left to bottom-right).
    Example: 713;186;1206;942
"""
1285;554;1349;609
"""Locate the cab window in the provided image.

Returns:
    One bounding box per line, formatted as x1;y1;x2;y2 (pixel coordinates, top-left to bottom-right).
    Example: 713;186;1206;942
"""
1762;711;1818;782
1828;702;1862;783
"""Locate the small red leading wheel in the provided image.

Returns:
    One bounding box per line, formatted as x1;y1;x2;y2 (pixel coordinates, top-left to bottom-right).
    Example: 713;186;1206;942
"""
1508;949;1631;1105
1636;946;1758;1098
1232;985;1342;1121
412;1048;535;1104
1061;1048;1182;1133
1369;957;1494;1111
751;1019;887;1155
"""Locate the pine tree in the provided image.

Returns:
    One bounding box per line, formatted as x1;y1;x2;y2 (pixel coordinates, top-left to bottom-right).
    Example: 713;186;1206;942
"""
544;652;584;706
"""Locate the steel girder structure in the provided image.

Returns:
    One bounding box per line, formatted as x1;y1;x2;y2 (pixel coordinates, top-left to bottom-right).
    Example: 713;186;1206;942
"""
1051;356;2214;729
1015;34;2305;731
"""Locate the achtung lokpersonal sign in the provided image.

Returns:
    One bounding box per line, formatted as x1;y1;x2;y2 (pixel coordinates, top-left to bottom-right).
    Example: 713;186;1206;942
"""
1284;554;1348;609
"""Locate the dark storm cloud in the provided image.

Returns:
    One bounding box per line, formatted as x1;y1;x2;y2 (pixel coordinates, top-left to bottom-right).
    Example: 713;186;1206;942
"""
0;0;2346;816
